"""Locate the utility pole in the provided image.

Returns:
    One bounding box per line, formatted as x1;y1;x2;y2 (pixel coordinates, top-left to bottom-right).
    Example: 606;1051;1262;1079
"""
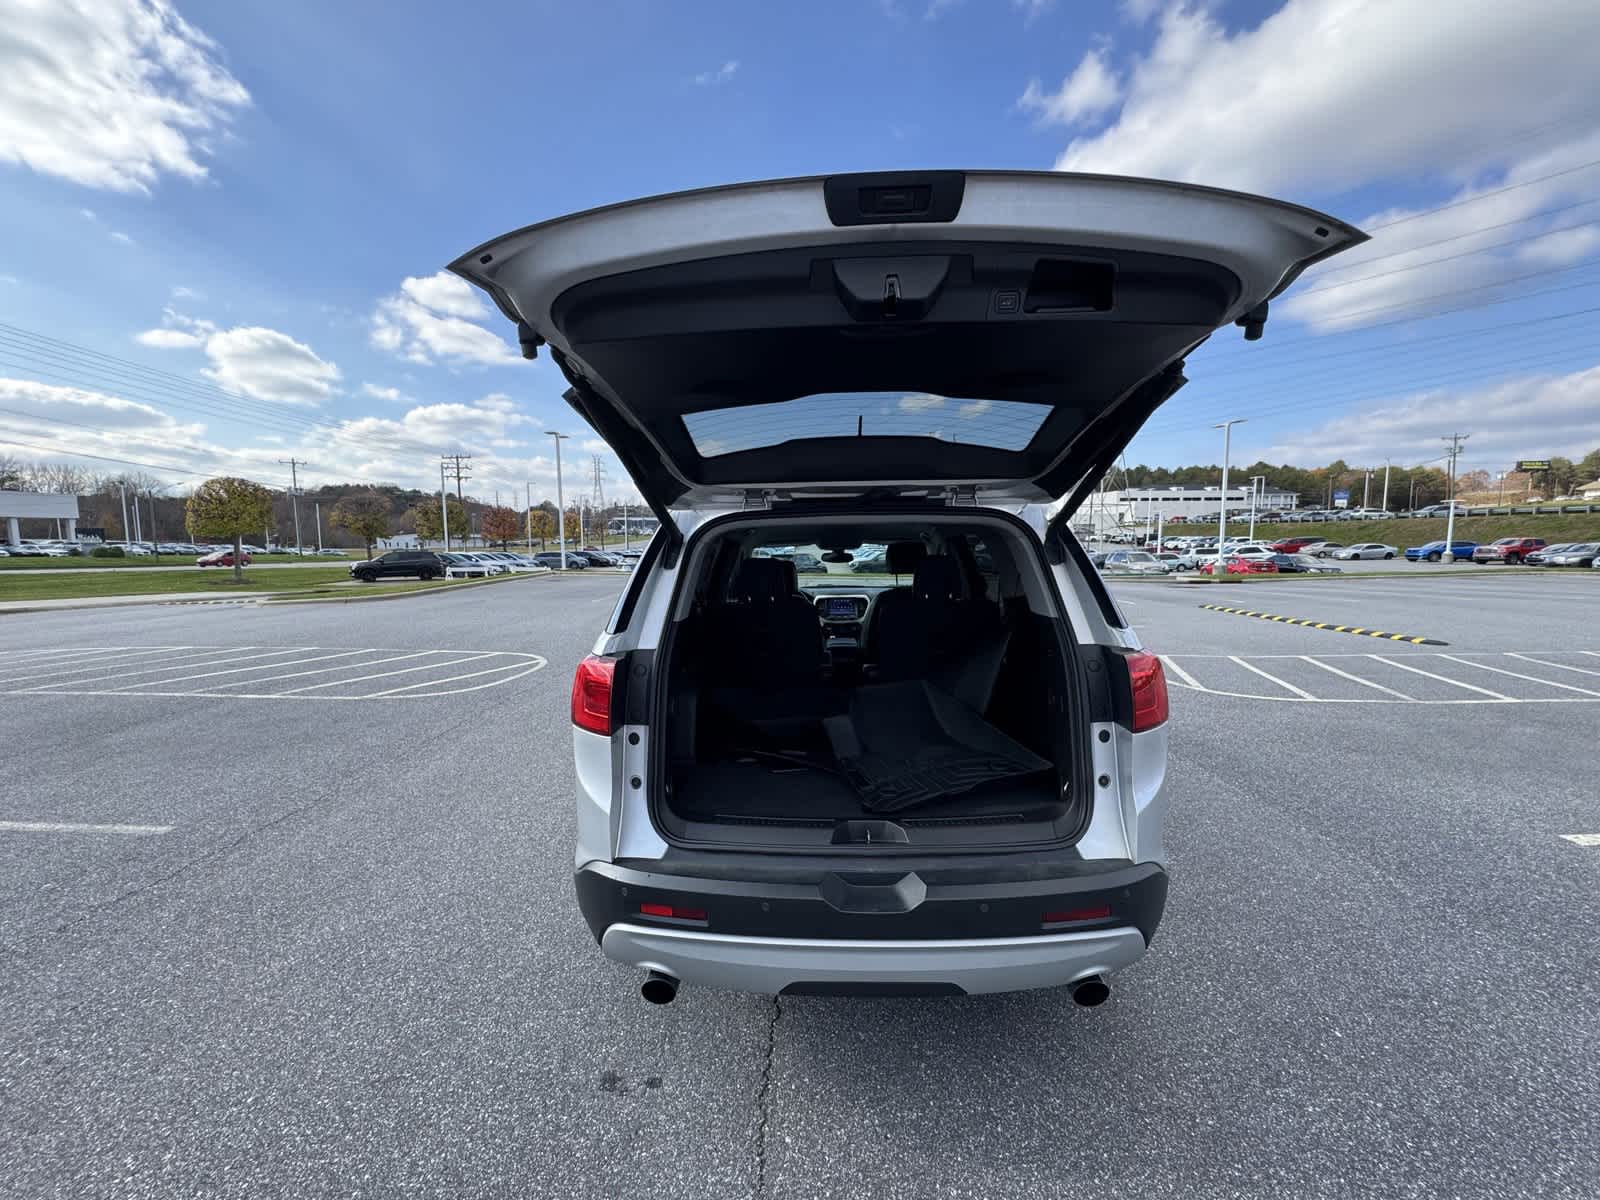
1497;472;1506;504
439;461;451;551
1361;468;1372;511
525;482;532;550
1248;474;1265;541
548;432;570;569
314;501;323;551
1441;433;1470;562
131;486;142;542
279;458;307;554
1381;460;1391;512
1213;419;1245;556
118;482;130;543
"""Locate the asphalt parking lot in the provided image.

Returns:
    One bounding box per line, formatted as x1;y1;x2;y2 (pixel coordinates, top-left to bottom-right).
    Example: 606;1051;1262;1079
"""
2;572;1596;1198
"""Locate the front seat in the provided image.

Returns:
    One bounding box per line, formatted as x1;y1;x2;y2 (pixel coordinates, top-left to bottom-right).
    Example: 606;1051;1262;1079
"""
871;555;965;680
863;540;927;658
722;558;824;685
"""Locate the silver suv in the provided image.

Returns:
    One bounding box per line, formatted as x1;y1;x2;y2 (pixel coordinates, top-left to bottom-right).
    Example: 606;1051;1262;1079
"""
452;171;1361;1005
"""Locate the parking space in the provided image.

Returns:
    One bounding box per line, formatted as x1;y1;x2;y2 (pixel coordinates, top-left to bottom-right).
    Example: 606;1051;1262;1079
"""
0;643;546;699
1164;649;1600;703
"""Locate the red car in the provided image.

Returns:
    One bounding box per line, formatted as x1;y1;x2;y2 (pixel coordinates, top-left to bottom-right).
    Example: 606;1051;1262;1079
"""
196;549;251;567
1470;537;1545;564
1201;555;1279;575
1269;536;1324;553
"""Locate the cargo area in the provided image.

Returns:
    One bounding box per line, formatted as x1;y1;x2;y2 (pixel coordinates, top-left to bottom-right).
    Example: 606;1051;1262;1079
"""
653;512;1090;850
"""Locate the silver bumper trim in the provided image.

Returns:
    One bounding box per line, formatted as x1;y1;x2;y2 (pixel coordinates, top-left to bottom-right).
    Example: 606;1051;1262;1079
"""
600;923;1148;996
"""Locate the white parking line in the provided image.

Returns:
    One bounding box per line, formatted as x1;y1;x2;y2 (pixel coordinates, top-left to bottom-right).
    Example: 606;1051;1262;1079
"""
1300;655;1415;700
366;659;534;696
1508;653;1600;678
1558;834;1600;847
105;648;373;691
1438;654;1600;697
1229;655;1316;699
1160;656;1203;690
274;652;499;694
0;820;172;835
1366;655;1513;700
19;647;309;691
0;645;210;684
197;650;445;690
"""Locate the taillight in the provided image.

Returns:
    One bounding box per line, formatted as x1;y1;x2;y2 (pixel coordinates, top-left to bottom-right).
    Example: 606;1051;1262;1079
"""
640;902;707;922
570;654;616;735
1126;651;1169;732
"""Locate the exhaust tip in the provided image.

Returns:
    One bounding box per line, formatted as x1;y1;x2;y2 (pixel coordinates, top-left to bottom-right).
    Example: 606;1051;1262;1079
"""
1071;975;1110;1008
641;970;680;1005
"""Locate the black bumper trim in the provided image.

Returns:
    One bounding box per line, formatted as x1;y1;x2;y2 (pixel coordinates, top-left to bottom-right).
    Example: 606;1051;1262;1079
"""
575;858;1167;945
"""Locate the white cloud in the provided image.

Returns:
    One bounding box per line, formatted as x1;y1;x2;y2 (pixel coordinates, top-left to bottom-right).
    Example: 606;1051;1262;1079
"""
0;274;18;285
135;328;204;349
1119;0;1161;21
0;0;250;193
898;393;945;411
1517;224;1600;267
201;327;340;407
1263;363;1600;465
79;208;98;222
957;399;993;419
370;271;518;366
1019;49;1122;126
109;230;134;245
361;382;412;404
580;438;612;455
0;376;196;435
1052;0;1600;195
693;60;739;86
171;285;201;299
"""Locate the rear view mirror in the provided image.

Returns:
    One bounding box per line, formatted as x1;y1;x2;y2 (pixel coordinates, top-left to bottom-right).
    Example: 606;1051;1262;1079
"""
822;551;852;564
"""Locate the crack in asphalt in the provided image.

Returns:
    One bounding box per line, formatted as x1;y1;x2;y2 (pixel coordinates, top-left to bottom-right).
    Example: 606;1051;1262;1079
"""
753;994;782;1199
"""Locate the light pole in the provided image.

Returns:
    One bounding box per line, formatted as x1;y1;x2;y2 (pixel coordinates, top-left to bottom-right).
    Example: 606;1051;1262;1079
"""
314;501;323;551
1361;468;1372;512
549;432;570;569
1213;419;1246;557
1381;460;1391;513
1247;475;1265;541
1497;472;1506;504
1441;433;1469;562
439;460;451;551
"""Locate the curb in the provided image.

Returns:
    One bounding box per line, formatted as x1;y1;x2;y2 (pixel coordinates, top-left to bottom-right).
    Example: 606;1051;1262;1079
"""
1197;603;1448;645
260;571;553;605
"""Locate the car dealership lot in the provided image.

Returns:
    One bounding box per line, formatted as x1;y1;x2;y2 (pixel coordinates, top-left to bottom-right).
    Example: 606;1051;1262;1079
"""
1;574;1595;1198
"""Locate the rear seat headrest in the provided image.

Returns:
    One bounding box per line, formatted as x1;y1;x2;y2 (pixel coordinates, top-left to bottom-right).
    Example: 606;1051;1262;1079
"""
913;556;963;601
731;557;788;603
886;540;928;575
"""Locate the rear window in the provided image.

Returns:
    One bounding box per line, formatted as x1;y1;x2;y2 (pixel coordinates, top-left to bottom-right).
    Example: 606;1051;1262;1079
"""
682;391;1051;457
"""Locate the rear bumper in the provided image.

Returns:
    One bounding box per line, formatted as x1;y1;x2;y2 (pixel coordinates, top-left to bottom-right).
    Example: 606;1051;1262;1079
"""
575;857;1167;996
602;923;1147;996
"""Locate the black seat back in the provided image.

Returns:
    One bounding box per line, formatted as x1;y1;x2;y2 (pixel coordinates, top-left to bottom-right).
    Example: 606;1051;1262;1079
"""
721;558;823;685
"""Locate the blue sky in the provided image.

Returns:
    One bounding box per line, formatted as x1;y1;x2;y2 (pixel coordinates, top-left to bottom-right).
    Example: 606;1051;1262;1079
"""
3;0;1599;502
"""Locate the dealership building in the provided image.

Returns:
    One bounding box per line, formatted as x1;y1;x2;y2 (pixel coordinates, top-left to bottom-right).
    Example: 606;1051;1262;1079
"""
1071;484;1300;534
1;490;81;546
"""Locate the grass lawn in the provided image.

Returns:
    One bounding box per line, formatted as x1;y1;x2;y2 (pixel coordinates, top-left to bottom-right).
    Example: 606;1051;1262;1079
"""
0;566;354;601
263;574;536;602
0;552;353;570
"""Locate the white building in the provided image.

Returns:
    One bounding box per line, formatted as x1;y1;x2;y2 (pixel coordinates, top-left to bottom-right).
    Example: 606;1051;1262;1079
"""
1;490;81;545
1071;484;1299;535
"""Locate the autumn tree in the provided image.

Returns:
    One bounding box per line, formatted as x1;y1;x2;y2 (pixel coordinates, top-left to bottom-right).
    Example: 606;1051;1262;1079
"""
330;491;392;559
186;476;273;582
527;508;555;548
479;505;521;549
410;495;466;545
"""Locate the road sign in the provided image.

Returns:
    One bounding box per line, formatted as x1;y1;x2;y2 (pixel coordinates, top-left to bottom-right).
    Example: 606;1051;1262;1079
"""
1515;459;1551;472
1332;489;1349;509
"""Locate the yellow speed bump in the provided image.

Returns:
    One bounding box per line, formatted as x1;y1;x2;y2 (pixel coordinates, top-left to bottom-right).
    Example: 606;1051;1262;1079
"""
1198;604;1447;645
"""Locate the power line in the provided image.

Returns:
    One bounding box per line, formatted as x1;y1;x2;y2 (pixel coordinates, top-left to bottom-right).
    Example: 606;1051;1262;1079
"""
442;453;472;506
0;436;278;483
1364;156;1600;232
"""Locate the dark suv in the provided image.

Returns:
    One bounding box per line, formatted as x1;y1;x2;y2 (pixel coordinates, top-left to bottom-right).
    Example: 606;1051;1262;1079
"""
349;550;444;581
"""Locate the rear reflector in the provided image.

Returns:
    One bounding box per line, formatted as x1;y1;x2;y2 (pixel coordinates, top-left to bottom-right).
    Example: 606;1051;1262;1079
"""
640;902;707;922
1126;651;1169;732
570;654;616;735
1042;905;1112;925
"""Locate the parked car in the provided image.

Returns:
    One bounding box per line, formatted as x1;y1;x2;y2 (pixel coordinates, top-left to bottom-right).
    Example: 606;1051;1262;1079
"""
1471;537;1545;564
1404;540;1476;562
1331;543;1397;560
1201;555;1279;575
1269;536;1325;554
450;169;1362;1002
1540;542;1599;567
532;551;588;570
1302;541;1344;557
440;552;505;577
349;550;445;581
1285;554;1342;574
1101;550;1167;575
1267;553;1309;573
196;549;251;567
1152;552;1183;571
789;552;827;574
